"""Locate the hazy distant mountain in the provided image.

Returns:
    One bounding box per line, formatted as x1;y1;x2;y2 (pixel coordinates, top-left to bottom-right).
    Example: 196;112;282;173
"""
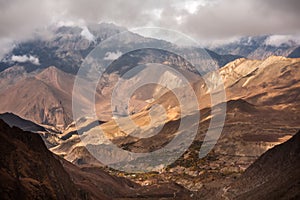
205;48;243;67
0;23;126;74
211;35;299;60
288;46;300;58
0;23;241;77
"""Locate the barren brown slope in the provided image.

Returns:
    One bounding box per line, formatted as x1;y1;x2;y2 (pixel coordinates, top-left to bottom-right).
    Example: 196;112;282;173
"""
144;56;300;113
0;60;202;129
0;67;74;129
218;56;300;107
225;130;300;200
0;66;30;92
37;56;300;198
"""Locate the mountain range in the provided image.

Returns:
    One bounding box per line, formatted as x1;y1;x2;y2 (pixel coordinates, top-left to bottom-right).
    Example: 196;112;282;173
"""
0;22;300;199
211;35;300;60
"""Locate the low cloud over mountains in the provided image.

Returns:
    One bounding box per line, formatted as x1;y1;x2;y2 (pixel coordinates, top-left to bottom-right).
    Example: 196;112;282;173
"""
1;0;300;58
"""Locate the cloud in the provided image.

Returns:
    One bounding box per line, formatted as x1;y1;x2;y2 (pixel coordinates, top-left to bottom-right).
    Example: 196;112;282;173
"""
265;35;300;47
0;0;300;57
0;0;63;58
81;26;95;41
11;54;40;65
178;0;300;40
104;51;123;60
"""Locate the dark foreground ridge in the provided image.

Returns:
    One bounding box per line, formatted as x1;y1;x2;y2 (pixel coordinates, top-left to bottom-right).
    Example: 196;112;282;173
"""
0;119;192;200
225;130;300;199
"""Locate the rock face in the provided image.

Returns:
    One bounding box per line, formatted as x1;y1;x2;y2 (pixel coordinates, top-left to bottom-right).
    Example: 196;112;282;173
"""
225;131;300;200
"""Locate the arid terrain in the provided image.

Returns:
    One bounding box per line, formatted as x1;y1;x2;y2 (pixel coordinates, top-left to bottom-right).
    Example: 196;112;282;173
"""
0;19;300;200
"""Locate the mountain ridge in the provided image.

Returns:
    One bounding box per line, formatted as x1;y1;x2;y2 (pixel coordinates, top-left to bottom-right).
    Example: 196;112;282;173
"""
225;130;300;199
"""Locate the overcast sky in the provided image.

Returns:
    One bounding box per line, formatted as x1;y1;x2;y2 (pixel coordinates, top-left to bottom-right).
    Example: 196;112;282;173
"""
0;0;300;57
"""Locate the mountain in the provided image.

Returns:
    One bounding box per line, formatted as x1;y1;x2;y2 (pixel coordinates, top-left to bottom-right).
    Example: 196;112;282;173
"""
1;22;300;199
0;119;85;199
211;56;300;108
0;22;245;129
0;58;199;129
0;112;60;148
0;119;194;200
50;56;300;193
0;47;240;129
0;23;127;74
0;23;242;78
211;35;299;60
224;130;300;199
205;48;243;67
0;23;158;74
0;67;75;129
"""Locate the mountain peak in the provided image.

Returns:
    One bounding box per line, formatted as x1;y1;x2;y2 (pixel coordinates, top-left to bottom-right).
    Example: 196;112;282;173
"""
36;66;62;83
39;65;60;73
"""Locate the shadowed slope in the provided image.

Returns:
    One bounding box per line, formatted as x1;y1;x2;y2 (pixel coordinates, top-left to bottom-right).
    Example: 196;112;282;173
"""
225;131;300;199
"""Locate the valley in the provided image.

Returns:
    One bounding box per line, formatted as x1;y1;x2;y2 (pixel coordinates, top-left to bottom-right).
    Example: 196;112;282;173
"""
0;22;300;200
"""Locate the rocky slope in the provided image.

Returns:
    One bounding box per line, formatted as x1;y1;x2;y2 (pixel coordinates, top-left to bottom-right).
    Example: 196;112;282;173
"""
0;67;74;129
204;56;300;109
224;130;300;200
0;119;194;200
49;56;300;195
0;119;85;200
